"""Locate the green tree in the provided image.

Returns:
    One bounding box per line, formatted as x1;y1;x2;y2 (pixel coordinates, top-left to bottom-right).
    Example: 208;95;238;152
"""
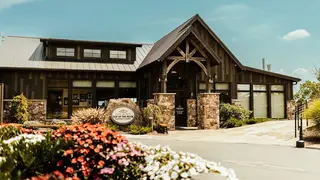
11;93;29;123
294;81;320;103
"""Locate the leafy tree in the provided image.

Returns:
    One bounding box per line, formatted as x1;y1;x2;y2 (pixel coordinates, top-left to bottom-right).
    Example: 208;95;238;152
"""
11;93;29;123
294;81;320;103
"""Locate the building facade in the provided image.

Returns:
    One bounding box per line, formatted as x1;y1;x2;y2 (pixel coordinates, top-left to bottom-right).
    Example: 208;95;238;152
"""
0;14;300;126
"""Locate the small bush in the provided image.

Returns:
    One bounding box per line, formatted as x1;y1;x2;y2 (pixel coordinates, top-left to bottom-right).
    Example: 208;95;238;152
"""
243;118;270;125
128;125;152;135
0;124;22;142
71;108;106;124
0;133;70;180
143;104;162;127
220;103;252;123
11;93;29;124
304;99;320;127
221;117;244;128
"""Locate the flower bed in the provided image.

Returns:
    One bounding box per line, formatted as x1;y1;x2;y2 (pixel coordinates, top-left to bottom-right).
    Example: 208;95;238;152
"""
0;124;238;180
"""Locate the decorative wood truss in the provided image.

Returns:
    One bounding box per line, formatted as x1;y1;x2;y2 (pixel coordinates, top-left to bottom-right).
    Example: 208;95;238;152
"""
160;38;214;93
166;39;208;76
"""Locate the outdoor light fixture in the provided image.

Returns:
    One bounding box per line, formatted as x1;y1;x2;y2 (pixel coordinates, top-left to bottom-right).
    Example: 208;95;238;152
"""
171;71;177;74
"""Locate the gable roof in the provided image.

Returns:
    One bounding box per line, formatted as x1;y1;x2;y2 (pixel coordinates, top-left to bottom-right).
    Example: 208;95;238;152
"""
138;14;244;70
0;36;153;72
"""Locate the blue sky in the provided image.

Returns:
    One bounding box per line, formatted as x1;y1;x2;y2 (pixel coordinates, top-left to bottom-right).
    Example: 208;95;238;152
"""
0;0;319;84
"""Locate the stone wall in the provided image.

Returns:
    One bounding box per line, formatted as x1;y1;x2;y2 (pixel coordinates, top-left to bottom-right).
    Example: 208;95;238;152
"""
187;99;197;127
197;93;220;129
3;99;47;123
286;100;295;120
153;93;175;130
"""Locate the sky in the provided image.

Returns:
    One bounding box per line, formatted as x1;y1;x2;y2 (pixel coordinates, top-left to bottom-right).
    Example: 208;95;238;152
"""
0;0;319;86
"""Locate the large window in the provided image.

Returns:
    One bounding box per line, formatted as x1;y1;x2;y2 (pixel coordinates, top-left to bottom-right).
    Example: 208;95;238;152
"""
110;50;126;59
271;85;285;118
57;48;75;57
253;85;267;118
237;84;250;110
119;81;137;102
84;49;101;58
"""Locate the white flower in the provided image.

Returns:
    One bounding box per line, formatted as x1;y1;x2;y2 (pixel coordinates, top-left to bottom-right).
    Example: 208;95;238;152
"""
0;156;6;164
170;171;179;179
180;172;189;178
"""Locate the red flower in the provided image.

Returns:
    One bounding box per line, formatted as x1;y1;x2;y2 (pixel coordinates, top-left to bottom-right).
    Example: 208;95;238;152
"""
98;160;105;167
64;149;74;156
71;158;77;164
94;148;100;153
77;156;85;163
53;170;65;178
57;160;63;166
66;167;75;174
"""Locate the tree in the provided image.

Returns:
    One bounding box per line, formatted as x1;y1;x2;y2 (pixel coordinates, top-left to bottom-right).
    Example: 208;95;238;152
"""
294;81;320;103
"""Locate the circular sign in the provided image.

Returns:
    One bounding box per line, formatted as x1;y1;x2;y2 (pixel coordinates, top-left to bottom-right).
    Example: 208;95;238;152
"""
110;106;135;125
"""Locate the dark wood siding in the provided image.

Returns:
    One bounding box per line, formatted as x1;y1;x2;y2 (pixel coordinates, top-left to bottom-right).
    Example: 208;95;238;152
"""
0;70;44;99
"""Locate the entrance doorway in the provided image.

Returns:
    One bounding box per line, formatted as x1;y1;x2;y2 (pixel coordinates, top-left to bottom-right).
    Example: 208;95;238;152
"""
47;90;63;119
167;61;197;127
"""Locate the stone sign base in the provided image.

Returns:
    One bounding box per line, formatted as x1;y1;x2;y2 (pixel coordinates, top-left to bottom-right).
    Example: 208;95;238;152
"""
197;93;220;129
286;100;295;120
153;93;175;130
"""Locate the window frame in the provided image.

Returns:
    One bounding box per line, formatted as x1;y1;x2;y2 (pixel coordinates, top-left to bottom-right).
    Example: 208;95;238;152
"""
109;50;127;60
83;48;102;58
56;47;76;57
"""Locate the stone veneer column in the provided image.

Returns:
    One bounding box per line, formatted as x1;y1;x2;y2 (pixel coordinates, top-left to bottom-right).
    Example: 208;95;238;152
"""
187;99;197;127
153;93;175;130
286;100;295;120
197;93;220;129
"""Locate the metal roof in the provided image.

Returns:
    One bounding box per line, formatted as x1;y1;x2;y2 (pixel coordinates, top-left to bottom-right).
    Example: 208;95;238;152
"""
0;36;153;72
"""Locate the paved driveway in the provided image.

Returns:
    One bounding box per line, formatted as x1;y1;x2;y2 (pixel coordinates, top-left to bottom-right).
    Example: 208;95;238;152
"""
126;120;305;147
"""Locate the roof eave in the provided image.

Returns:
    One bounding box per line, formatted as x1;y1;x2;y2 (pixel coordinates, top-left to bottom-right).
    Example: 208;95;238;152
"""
244;66;301;82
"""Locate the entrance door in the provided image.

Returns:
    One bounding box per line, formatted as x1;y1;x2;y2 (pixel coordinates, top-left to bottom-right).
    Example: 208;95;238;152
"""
47;90;63;119
174;91;187;127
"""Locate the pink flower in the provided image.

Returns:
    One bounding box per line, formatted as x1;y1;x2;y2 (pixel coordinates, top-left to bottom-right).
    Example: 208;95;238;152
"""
100;167;114;175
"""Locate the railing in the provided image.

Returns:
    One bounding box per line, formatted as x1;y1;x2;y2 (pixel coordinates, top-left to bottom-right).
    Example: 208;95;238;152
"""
294;102;309;138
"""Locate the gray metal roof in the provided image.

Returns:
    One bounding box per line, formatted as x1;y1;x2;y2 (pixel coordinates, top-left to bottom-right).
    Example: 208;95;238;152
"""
0;36;153;72
138;15;195;69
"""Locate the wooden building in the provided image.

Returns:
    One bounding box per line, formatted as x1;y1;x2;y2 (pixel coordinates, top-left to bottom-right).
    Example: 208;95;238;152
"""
0;14;300;125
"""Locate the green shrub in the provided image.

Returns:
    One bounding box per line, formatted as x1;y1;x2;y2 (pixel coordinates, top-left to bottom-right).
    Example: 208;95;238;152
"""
0;133;70;180
11;93;29;124
71;108;106;124
143;104;162;127
304;99;320;127
220;103;252;122
0;125;21;142
244;118;270;125
128;125;152;135
222;117;244;128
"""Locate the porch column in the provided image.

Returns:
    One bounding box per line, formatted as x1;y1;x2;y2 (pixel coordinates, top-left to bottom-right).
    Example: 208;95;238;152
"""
197;93;220;129
160;60;167;93
205;60;212;93
153;93;175;130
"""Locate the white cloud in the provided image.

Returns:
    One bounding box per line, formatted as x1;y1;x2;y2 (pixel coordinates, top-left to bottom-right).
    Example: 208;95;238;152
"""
282;29;310;41
0;0;36;9
293;68;309;74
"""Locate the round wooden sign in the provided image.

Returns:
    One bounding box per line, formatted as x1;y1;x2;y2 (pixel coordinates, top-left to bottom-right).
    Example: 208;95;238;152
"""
110;106;135;125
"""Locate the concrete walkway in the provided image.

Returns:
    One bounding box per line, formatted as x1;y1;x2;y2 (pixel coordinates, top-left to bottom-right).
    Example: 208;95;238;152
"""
126;120;305;147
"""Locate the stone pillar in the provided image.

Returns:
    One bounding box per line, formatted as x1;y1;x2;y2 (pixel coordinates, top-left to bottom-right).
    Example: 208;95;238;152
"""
197;93;220;129
153;93;175;130
286;100;295;120
187;99;197;127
